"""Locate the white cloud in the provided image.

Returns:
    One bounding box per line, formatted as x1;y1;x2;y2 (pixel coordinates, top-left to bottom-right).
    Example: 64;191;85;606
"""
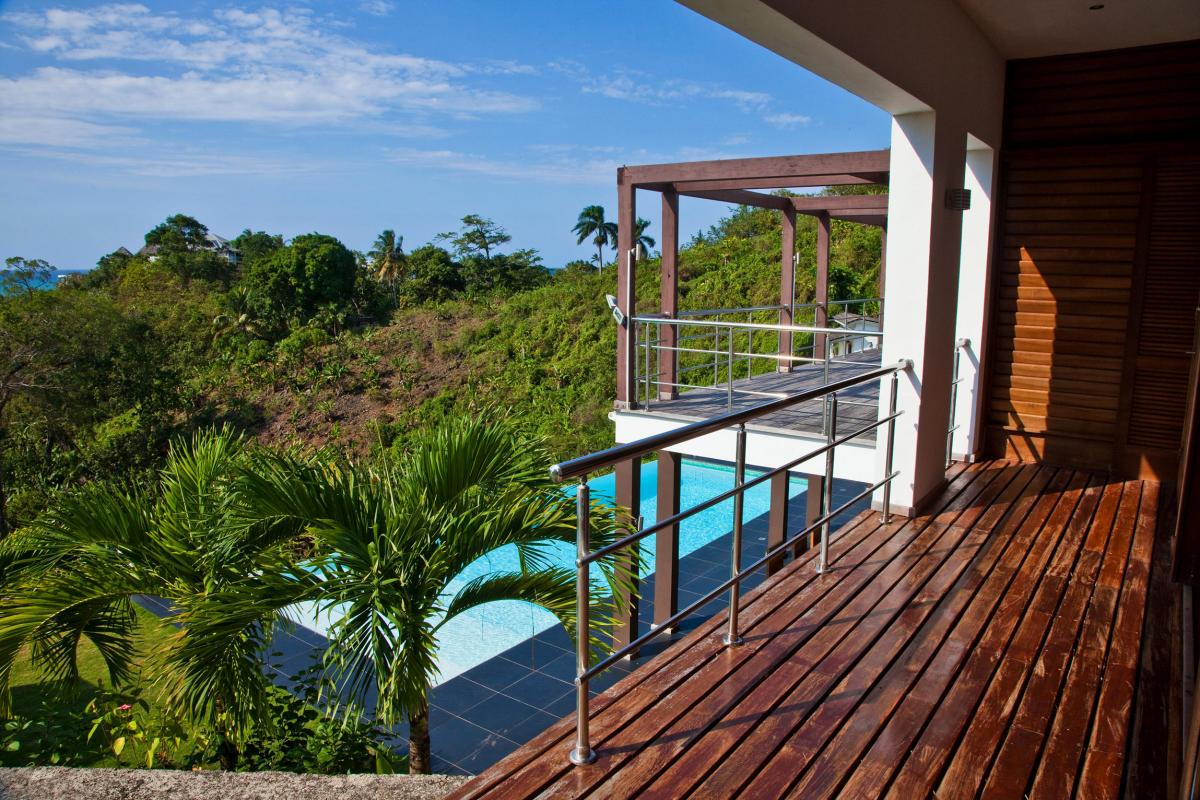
2;144;309;178
386;143;753;185
764;112;812;128
359;0;394;17
0;114;143;148
550;62;812;128
0;3;540;152
386;146;617;185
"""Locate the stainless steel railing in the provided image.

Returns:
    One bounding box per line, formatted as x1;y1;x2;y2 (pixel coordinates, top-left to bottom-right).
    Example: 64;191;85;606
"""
550;357;910;765
947;338;971;468
633;299;884;412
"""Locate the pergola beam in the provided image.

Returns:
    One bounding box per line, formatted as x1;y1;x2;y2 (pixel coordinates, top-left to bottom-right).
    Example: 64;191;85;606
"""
624;149;889;187
678;188;791;211
791;194;889;213
657;173;884;192
831;212;888;227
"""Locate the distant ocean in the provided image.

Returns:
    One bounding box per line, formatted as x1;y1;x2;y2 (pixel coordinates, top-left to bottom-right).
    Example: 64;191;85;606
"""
1;269;89;294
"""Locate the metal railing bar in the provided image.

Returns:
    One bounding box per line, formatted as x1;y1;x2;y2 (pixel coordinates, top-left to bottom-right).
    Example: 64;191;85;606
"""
676;304;786;318
634;317;886;338
580;467;902;681
553;360;909;482
579;409;902;566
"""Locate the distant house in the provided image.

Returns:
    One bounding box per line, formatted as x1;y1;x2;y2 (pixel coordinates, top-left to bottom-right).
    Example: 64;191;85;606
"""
828;310;880;356
135;233;239;265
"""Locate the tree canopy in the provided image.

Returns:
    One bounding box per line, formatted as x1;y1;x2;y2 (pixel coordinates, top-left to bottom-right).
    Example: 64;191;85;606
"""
241;233;358;332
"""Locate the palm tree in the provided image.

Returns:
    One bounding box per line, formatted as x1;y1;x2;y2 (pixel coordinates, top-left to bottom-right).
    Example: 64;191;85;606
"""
572;206;617;271
0;430;305;770
229;417;631;774
369;230;405;305
211;286;262;342
634;217;657;259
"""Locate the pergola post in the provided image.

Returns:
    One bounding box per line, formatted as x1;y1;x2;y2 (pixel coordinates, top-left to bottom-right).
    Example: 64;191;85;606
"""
814;211;831;360
766;470;790;574
659;190;680;399
615;170;637;410
613;457;641;653
778;206;797;372
654;451;682;627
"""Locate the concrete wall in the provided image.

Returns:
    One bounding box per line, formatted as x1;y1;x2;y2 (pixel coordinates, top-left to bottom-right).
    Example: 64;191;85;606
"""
677;0;1006;511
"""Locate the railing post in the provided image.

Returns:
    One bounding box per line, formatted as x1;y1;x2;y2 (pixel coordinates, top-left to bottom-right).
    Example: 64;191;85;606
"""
745;315;753;382
724;423;747;647
726;327;735;410
712;324;720;388
946;339;964;468
817;393;838;574
881;372;899;524
570;479;596;766
645;322;653;409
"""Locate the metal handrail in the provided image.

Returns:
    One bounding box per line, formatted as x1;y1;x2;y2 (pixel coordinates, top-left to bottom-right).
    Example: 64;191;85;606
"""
947;338;971;468
634;317;884;337
554;358;910;765
552;360;907;481
633;303;884;411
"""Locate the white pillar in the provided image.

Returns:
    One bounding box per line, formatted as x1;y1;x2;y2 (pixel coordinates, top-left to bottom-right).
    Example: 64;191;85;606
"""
952;140;996;462
875;111;967;514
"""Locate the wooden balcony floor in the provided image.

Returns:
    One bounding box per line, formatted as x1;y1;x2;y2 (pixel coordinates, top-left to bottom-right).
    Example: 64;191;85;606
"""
448;460;1174;799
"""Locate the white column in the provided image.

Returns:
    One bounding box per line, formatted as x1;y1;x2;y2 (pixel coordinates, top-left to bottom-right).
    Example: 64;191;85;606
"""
875;111;968;514
952;140;996;461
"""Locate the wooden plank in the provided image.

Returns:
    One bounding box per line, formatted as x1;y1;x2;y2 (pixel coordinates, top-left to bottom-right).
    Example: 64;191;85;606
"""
453;465;983;800
780;465;1048;798
1084;482;1170;800
449;463;1162;799
444;460;968;800
836;466;1070;795
685;466;1027;799
1025;483;1150;798
572;466;1006;799
881;470;1092;798
444;505;891;800
931;477;1113;798
966;481;1131;798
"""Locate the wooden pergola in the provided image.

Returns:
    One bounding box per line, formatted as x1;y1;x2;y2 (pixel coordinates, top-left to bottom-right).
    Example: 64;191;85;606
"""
615;149;890;413
610;149;890;649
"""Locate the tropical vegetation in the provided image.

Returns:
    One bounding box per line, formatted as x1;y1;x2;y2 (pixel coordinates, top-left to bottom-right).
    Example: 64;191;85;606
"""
0;192;883;774
0;422;629;773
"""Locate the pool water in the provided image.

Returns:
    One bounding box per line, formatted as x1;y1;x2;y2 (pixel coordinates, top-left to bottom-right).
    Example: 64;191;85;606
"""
289;459;805;684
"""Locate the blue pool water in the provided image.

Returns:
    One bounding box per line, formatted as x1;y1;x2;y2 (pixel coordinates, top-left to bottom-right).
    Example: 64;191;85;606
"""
290;458;804;684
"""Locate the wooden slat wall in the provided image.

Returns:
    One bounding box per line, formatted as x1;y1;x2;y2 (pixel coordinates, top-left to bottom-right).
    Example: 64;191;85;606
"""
987;40;1200;475
1125;158;1200;462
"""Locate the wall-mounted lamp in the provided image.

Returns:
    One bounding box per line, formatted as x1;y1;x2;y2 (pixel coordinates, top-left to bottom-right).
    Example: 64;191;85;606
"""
945;188;972;211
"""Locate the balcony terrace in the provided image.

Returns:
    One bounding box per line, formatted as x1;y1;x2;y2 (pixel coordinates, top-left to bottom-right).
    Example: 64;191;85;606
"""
449;460;1172;799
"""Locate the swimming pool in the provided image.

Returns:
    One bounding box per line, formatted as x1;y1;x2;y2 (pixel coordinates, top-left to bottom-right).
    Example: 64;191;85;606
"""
289;458;805;684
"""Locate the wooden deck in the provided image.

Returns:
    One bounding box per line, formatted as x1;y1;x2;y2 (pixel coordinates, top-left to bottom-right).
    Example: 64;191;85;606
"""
644;348;882;439
448;460;1173;799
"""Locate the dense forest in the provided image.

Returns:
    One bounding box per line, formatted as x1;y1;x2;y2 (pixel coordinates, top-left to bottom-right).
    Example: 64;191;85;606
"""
0;196;883;536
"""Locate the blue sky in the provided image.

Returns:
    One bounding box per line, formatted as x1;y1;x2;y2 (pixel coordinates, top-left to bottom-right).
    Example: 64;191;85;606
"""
0;1;889;270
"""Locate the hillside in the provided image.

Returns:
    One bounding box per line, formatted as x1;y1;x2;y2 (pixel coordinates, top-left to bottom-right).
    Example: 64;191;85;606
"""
0;202;882;532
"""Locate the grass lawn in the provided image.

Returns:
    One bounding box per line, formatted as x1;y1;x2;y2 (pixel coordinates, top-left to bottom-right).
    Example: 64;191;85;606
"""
1;603;189;768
